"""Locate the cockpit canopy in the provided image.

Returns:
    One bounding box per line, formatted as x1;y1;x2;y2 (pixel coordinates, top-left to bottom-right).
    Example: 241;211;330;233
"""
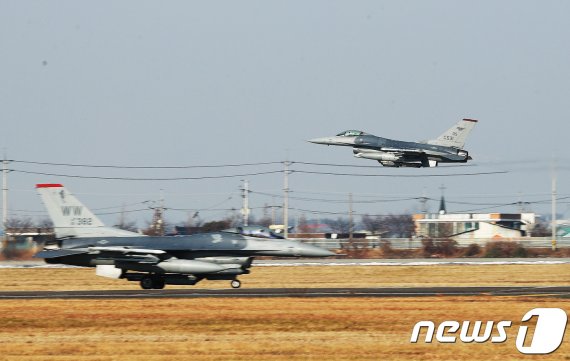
222;226;284;239
336;130;366;137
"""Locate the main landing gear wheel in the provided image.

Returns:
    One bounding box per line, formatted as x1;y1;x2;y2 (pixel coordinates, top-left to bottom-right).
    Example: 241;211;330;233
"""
140;276;165;290
152;278;165;289
140;276;154;290
231;279;241;289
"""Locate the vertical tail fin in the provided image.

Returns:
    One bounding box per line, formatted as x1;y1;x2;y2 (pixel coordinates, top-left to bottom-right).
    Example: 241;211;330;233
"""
426;119;478;149
36;184;140;238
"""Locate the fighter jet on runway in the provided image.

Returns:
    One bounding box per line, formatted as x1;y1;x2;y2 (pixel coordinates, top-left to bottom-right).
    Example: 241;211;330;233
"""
34;184;334;289
308;119;477;167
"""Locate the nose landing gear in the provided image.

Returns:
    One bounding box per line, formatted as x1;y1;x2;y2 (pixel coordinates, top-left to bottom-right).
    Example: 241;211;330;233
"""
230;279;241;289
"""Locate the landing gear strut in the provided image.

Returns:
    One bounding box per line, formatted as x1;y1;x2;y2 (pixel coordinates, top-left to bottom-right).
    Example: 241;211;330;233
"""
230;279;241;289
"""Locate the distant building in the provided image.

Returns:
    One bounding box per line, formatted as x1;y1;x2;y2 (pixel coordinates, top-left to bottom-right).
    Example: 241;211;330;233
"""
414;212;536;240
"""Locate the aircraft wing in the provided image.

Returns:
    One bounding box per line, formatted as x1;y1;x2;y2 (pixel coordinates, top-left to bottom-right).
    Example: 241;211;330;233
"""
35;247;168;264
88;246;166;255
381;147;425;154
87;247;169;264
383;147;454;158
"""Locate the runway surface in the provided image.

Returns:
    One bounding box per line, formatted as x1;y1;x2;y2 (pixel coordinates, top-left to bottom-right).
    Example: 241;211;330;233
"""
1;286;569;299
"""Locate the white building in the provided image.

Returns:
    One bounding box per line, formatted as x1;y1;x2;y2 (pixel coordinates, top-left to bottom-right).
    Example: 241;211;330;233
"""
414;213;536;240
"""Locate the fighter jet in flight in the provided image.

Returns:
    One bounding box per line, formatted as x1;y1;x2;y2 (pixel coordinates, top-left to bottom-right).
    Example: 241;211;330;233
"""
308;119;477;168
34;184;334;289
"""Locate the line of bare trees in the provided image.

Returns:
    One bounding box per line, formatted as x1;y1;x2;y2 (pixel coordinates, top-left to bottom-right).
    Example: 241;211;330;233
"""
4;217;53;235
4;211;416;238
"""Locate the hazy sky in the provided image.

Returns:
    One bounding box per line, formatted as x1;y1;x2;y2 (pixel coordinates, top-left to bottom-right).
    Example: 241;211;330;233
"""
1;1;569;227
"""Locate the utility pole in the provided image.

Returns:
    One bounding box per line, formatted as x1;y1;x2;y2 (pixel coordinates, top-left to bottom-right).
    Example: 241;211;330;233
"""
150;190;165;236
271;196;276;226
552;165;557;251
119;202;126;229
348;192;353;241
2;152;7;235
438;184;447;215
419;187;428;214
283;161;290;238
160;189;165;225
241;179;250;226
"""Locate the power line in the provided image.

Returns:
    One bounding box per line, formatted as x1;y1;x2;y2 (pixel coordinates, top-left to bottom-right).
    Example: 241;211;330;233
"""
290;189;570;198
293;170;509;177
423;198;516;206
290;207;347;216
8;159;509;174
251;190;420;204
9;209;47;214
290;196;570;217
8;158;509;180
91;201;152;211
289;207;411;217
452;203;522;213
96;208;151;216
293;161;397;168
292;161;476;168
168;206;267;213
451;196;570;213
11;159;283;169
445;195;570;209
167;195;235;213
10;169;284;181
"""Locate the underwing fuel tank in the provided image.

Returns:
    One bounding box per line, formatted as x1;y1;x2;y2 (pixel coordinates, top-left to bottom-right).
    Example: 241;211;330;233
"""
118;259;226;274
353;149;399;161
157;259;226;274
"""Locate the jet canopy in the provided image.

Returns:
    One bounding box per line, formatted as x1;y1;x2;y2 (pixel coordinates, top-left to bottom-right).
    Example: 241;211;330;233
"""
222;226;284;239
336;130;366;137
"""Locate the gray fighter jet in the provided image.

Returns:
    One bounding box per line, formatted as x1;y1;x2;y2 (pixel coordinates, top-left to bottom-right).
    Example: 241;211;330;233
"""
34;184;334;289
308;119;477;167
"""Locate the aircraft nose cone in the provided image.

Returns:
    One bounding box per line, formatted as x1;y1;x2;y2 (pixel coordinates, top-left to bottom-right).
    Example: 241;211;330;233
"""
307;137;330;145
308;136;356;146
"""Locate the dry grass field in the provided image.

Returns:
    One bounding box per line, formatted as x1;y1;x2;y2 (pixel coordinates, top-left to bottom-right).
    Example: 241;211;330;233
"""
0;296;569;361
0;264;568;360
